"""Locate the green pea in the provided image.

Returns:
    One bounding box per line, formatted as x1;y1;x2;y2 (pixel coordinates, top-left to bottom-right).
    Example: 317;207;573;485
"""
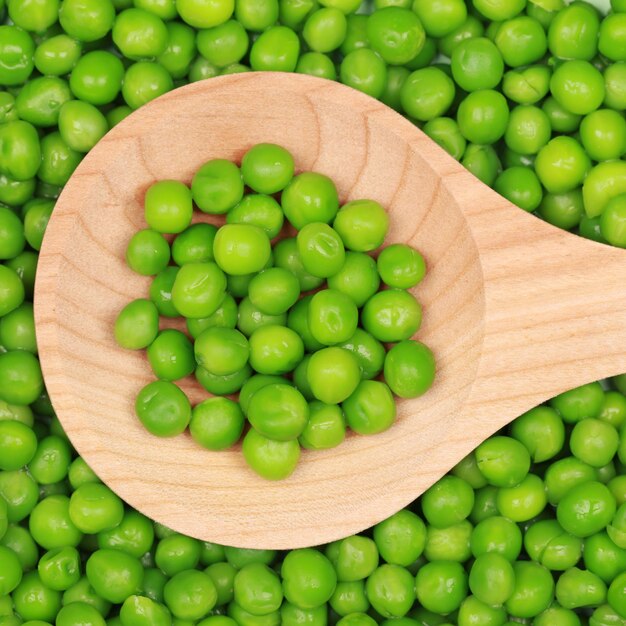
475;435;531;487
247;384;308;441
296;222;345;278
0;420;37;470
583;160;626;219
250;25;300;71
505;561;554;618
495;16;547;67
472;0;525;21
548;2;599;61
496;473;546;522
164;569;217;620
299;402;346;450
135;380;191;437
189;55;220;81
535;136;590;195
233;563;282;616
584;531;626;584
333;199;388;253
424;519;472;563
538;188;584;231
366;7;424;65
416;560;467;615
330;580;368;616
0;302;36;353
556;567;607;609
22;196;53;249
172;223;217;266
115;299;159;350
373;509;425;567
451;37;504;92
214;224;271;275
135;0;178;19
28;494;81;551
113;8;168;59
0;26;35;86
85;549;143;604
422;475;474;528
412;0;466;38
148;266;178;318
282;549;337;609
400;67;455;121
471;516;522;561
383;340;435;399
235;0;279;31
468;553;514;606
38;132;82;187
1;523;39;570
502;65;551;105
510;405;565;462
15;76;71;128
7;0;59;32
327;252;380;308
176;0;235;28
457;89;509;145
0;121;42;181
296;51;337;80
59;0;115;41
12;572;61;622
534;606;583;626
550;381;605;422
457;596;507;626
599;13;626;62
171;261;226;318
237;297;287;338
557;481;616;538
307;347;360;404
340;48;387;99
157;22;197;78
302;7;347;53
120;595;171;626
194;327;249;376
97;509;154;559
525;519;582;571
461;144;500;186
56;602;106;626
248;324;303;375
38;546;81;592
146;328;196;381
381;65;410;112
358;564;411;618
607;571;626;618
205;560;236;605
570;418;620;468
69;482;124;534
122;61;174;110
197;20;248;68
189;398;244;450
34;34;81;76
282;172;339;230
242;427;300;480
0;469;39;522
343;379;395;435
599;390;626;429
341;13;369;55
550;59;605;116
600;194;626;247
361;289;421;343
308;289;358;345
145;180;193;234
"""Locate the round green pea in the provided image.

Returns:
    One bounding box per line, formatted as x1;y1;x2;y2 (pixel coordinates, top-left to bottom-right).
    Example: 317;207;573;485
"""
384;340;435;399
242;428;300;480
361;289;421;342
299;401;346;450
194;327;249;377
366;7;425;65
115;299;159;350
281;549;337;609
247;384;309;441
297;222;345;278
307;347;361;405
135;380;191;437
248;324;303;375
281;172;339;230
171;261;227;318
343;380;395;435
308;289;358;345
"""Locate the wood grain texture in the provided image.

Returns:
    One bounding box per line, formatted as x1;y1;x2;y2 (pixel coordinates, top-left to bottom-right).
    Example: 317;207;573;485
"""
34;73;626;549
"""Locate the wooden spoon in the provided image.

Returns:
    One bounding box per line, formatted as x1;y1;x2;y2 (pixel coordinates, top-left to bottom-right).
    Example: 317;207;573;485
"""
35;72;626;549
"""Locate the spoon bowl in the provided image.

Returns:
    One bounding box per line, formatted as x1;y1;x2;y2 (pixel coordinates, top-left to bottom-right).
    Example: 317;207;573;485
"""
35;73;626;549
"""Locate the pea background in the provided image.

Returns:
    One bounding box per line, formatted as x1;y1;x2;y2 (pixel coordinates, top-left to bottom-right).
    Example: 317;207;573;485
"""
1;0;626;624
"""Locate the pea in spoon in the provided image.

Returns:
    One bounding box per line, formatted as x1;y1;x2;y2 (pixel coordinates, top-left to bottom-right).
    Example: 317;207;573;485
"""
35;73;626;549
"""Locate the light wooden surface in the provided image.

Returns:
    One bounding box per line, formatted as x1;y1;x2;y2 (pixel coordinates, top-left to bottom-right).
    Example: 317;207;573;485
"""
35;73;626;549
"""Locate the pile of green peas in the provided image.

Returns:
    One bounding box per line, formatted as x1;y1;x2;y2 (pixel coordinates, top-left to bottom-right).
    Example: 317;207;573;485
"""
115;142;434;480
0;0;626;622
1;376;626;626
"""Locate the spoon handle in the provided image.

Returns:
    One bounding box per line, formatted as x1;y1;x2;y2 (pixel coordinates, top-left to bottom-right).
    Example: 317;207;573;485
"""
447;169;626;421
